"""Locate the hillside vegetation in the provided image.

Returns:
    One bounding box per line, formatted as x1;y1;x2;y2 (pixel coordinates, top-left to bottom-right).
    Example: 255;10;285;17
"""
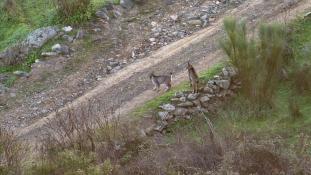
0;0;116;52
1;12;311;175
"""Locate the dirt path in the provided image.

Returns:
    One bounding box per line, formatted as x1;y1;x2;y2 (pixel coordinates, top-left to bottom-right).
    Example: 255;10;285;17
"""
16;0;311;140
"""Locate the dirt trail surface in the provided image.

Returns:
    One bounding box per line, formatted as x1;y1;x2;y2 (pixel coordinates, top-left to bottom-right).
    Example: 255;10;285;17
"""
4;0;311;140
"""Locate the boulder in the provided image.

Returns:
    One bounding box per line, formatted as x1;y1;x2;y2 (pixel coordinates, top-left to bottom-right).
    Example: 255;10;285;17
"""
304;12;311;19
159;104;176;112
187;19;202;26
23;26;59;49
0;26;59;66
215;79;230;90
62;26;73;33
187;93;199;100
96;9;110;20
13;71;30;78
203;86;214;94
200;96;210;103
175;91;185;98
153;121;168;132
158;111;174;121
0;84;9;94
120;0;134;9
75;29;85;39
62;35;74;43
173;107;189;116
41;52;58;57
222;66;238;78
177;101;194;107
52;44;71;55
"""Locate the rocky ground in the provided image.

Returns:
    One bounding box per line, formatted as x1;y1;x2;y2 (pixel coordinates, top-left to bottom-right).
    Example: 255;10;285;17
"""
0;0;245;130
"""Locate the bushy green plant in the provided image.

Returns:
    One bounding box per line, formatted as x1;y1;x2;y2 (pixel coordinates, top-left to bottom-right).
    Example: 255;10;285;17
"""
221;18;287;108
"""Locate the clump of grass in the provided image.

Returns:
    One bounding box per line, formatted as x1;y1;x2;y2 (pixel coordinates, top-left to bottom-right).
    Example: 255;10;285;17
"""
221;18;288;109
1;0;22;20
53;0;94;24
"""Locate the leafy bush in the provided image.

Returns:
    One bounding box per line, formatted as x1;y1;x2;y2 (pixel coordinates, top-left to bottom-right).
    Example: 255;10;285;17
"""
221;18;287;108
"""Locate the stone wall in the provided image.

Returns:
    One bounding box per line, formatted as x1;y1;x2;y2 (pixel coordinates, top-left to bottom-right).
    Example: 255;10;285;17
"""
144;66;241;135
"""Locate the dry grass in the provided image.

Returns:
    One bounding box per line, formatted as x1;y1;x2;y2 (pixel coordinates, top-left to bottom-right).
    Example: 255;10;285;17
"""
0;128;28;175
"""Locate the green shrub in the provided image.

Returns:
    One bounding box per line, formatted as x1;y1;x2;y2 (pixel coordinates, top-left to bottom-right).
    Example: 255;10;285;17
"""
53;0;94;24
221;18;287;108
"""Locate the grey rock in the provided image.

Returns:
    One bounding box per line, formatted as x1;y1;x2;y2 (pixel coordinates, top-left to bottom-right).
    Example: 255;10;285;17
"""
159;104;176;112
187;19;202;26
175;91;184;98
170;98;180;102
120;0;134;9
304;12;311;19
213;75;221;80
52;44;71;55
75;29;85;39
203;86;214;94
24;26;59;49
177;101;194;107
96;9;110;20
192;99;201;107
144;124;156;136
215;79;230;90
41;52;58;57
173;107;188;116
223;67;238;78
62;26;73;32
13;71;29;78
164;0;174;5
170;14;179;21
200;96;210;103
110;65;122;73
0;84;9;94
149;38;156;42
222;67;230;78
158;111;174;120
93;28;101;32
0;26;58;66
179;96;187;102
62;35;74;43
108;60;120;67
187;93;199;100
0;46;23;66
153;121;168;132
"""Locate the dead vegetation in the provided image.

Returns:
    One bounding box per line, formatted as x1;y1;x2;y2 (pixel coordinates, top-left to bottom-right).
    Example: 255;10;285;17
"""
0;128;28;175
